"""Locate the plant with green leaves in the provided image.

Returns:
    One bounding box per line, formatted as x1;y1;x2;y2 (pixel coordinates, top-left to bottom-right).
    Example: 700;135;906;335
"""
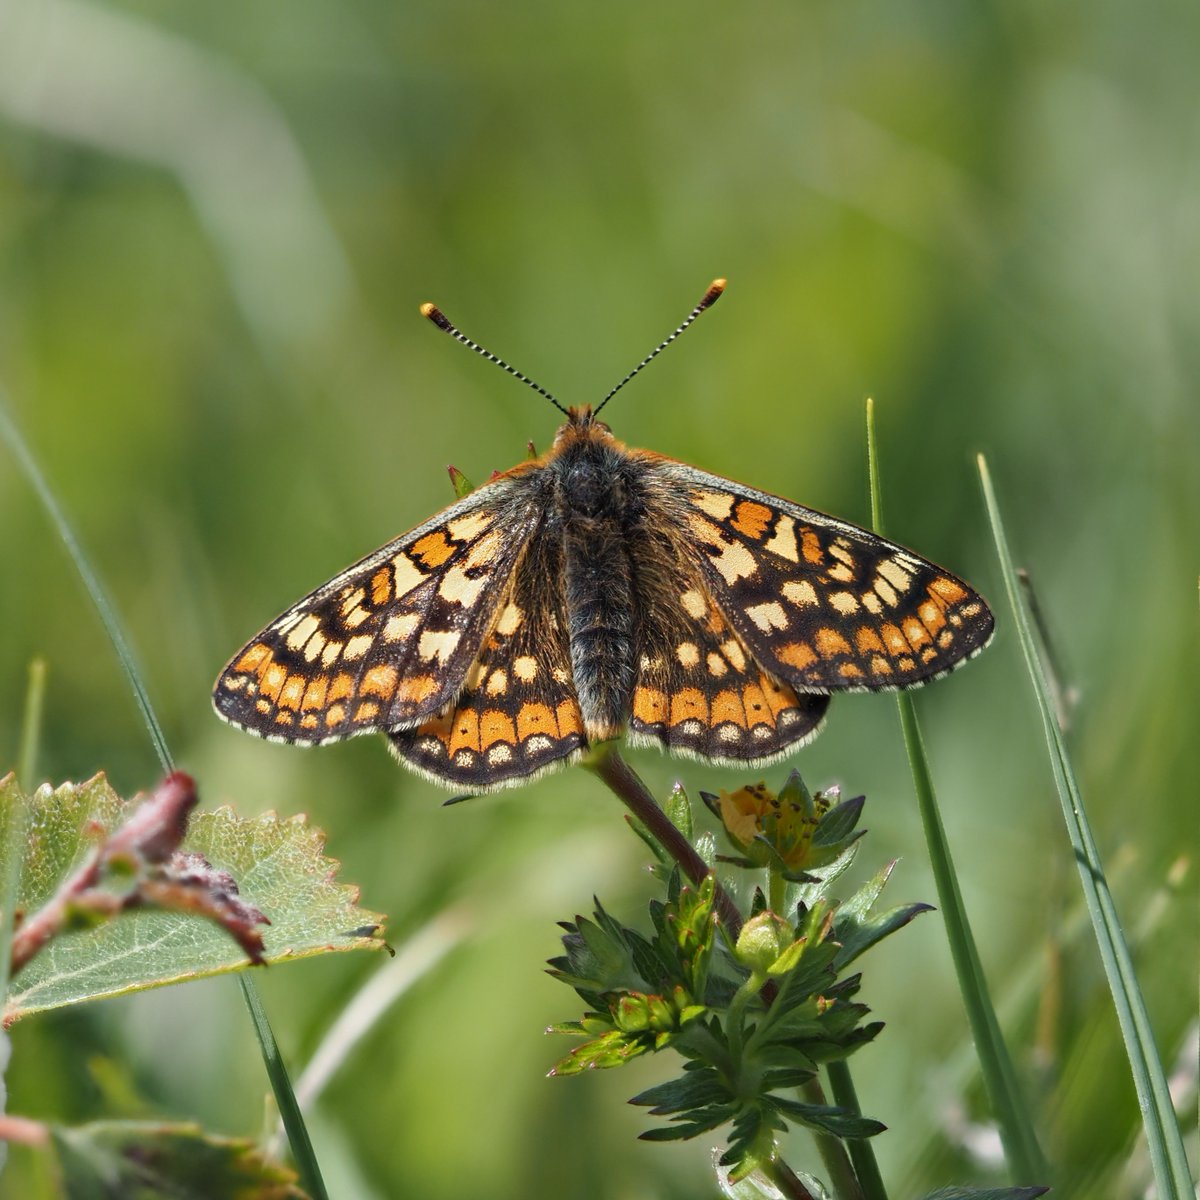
547;768;1042;1200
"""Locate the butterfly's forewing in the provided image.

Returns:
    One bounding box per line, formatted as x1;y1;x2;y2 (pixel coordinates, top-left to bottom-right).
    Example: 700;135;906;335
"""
624;530;829;764
213;480;541;744
652;461;994;694
388;529;588;788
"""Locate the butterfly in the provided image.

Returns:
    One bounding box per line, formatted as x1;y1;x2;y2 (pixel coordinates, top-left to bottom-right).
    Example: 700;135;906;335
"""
213;280;994;790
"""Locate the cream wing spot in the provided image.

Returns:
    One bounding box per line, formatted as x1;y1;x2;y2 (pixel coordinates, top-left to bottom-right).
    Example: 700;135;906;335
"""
447;511;494;541
391;554;426;598
692;489;735;520
746;601;789;632
343;634;373;661
680;589;707;619
285;614;321;652
383;612;421;643
782;580;819;608
676;642;700;668
514;656;538;682
418;629;461;664
763;514;799;562
495;603;524;636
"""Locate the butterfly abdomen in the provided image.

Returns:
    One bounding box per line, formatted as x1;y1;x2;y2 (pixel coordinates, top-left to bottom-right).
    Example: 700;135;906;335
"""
556;438;644;742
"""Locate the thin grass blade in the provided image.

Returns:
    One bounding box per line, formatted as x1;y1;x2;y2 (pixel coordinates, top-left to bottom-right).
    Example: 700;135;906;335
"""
977;453;1192;1200
0;389;329;1199
866;399;1047;1183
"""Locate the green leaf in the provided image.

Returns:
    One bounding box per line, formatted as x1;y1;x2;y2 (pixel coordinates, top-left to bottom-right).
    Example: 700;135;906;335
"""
2;775;385;1022
766;1096;886;1139
832;861;933;968
664;782;693;840
629;1065;730;1114
811;793;865;847
51;1120;306;1199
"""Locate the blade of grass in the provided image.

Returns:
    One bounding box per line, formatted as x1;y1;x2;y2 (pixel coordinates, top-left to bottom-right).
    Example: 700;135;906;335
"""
977;453;1193;1200
17;658;47;791
865;399;1046;1183
0;391;329;1200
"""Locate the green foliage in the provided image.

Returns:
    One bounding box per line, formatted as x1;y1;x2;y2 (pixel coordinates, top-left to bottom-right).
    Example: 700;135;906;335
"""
1;773;385;1022
50;1121;305;1199
548;778;919;1184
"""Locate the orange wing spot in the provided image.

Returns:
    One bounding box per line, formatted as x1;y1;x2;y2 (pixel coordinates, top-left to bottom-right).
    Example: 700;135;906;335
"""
633;687;669;725
929;576;968;605
902;618;931;649
761;676;799;718
815;627;852;657
278;675;306;711
778;641;817;671
556;699;584;737
670;688;708;726
740;682;772;726
325;703;347;726
517;702;558;739
732;500;772;539
938;630;955;649
411;531;456;568
361;664;399;699
855;626;886;654
839;663;864;679
302;675;329;710
371;567;393;606
354;701;380;722
480;709;517;750
801;529;824;564
397;674;438;706
260;662;288;702
274;711;294;727
234;642;273;674
328;672;355;703
300;714;320;730
448;708;481;755
870;655;893;676
711;689;748;728
255;698;271;715
920;646;938;664
918;601;945;635
898;656;916;672
881;623;909;654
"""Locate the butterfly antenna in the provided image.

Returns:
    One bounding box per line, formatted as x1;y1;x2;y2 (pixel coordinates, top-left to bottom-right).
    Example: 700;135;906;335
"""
594;278;726;416
420;302;569;417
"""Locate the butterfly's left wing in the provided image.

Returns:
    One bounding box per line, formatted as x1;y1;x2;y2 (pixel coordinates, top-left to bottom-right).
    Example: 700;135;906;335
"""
645;459;994;694
388;527;588;790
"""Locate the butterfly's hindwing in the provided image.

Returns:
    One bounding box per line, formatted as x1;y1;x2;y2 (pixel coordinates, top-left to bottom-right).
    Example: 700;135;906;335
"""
388;529;587;788
213;481;540;744
650;460;995;694
626;528;830;764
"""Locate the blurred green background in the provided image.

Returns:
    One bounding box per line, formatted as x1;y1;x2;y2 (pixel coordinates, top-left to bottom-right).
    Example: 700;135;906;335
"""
1;1;1195;1197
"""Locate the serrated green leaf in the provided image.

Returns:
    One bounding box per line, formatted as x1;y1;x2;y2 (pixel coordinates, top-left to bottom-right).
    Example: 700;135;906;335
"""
629;1065;730;1114
811;794;865;847
51;1120;306;1199
767;1095;886;1139
2;775;385;1021
639;1102;738;1141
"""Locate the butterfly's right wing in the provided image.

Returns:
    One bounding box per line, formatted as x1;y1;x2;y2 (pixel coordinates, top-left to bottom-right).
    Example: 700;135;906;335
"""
212;477;542;745
625;530;830;766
